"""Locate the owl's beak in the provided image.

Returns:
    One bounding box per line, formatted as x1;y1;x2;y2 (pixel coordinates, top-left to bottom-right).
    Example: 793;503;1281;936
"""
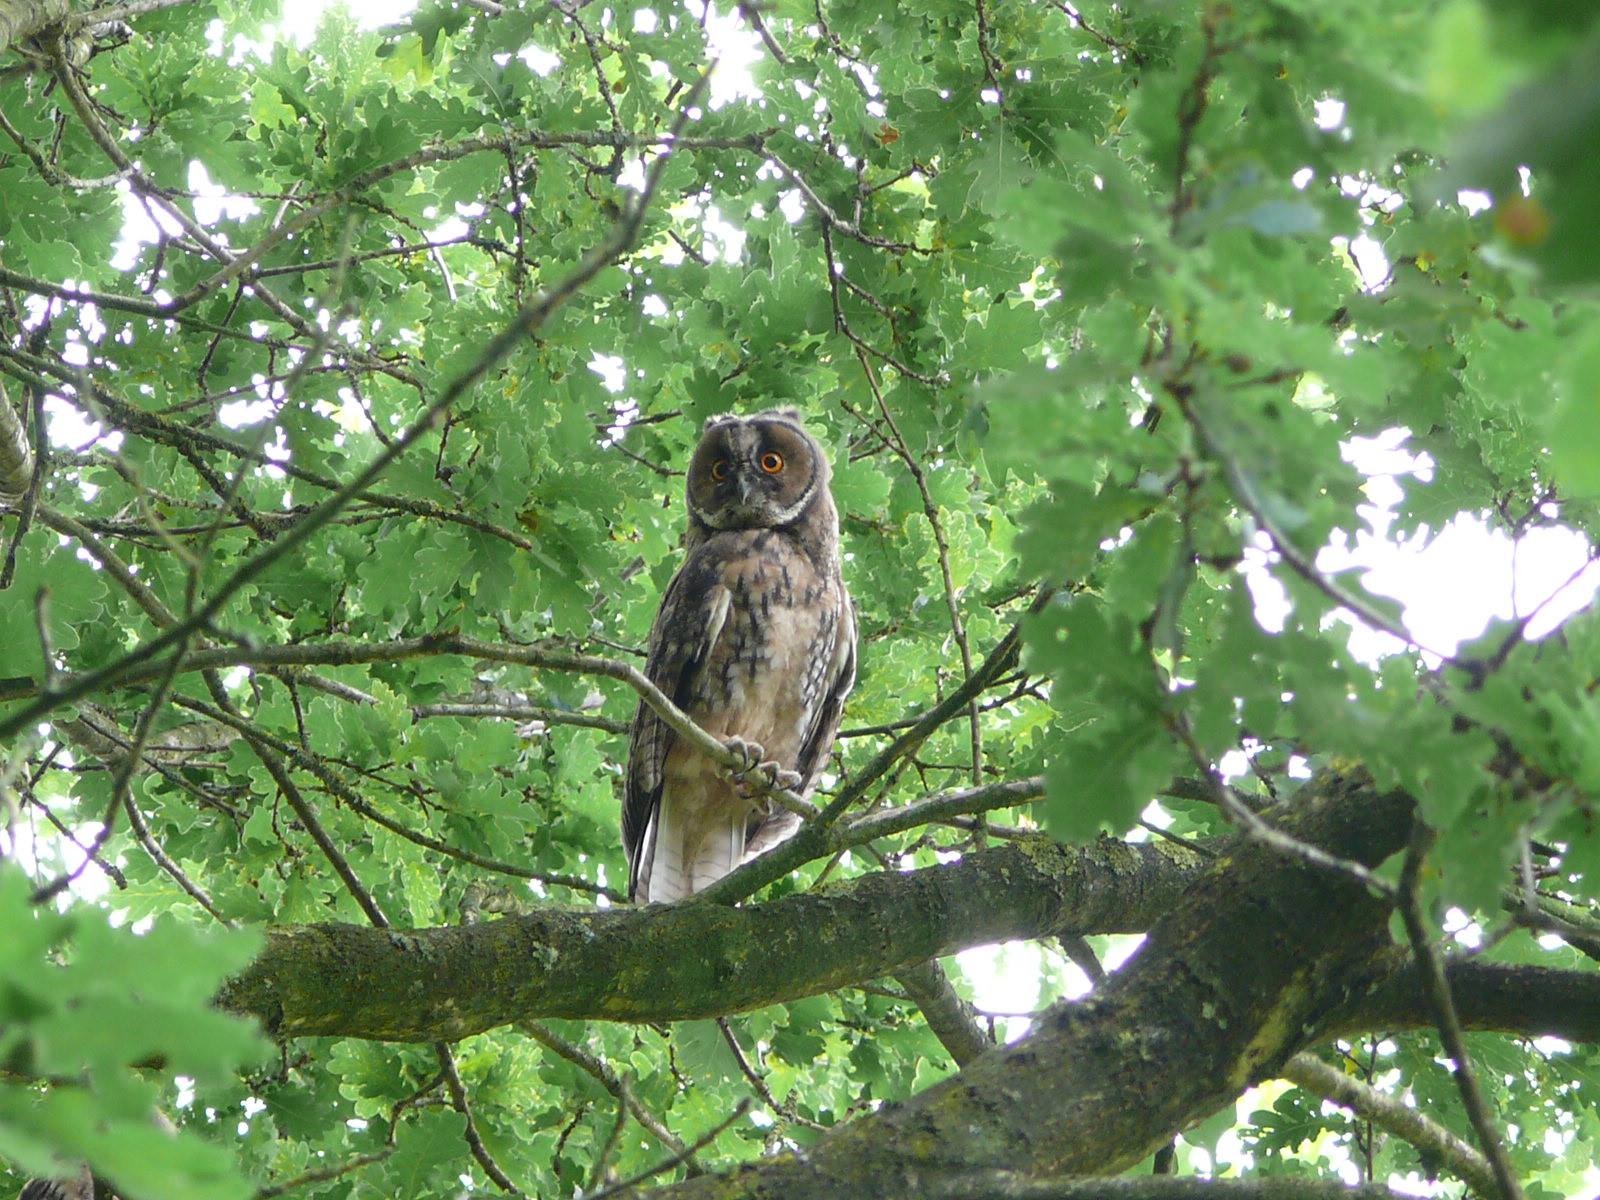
736;475;756;505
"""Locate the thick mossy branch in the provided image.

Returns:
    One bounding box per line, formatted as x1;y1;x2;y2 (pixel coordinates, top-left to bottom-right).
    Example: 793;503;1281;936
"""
629;774;1422;1197
1329;954;1600;1045
215;778;1600;1055
624;774;1600;1199
218;835;1204;1040
0;0;68;59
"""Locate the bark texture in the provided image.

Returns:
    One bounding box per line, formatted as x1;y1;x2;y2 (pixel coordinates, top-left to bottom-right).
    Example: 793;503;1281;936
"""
0;0;67;59
1330;955;1600;1044
631;775;1420;1198
0;379;32;505
218;834;1205;1040
213;793;1600;1054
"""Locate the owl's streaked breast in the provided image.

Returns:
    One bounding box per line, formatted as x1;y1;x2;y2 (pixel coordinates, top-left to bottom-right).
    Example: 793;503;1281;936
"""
679;528;840;760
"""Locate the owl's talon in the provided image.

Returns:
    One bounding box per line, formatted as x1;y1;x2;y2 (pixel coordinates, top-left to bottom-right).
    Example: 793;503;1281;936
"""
722;736;765;775
766;766;803;792
720;739;802;796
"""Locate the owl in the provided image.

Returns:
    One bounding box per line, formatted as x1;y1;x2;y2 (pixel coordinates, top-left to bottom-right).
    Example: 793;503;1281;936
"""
623;408;857;903
18;1164;95;1200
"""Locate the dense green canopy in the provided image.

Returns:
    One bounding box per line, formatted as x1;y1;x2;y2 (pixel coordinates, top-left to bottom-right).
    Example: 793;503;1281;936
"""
3;1;1600;1198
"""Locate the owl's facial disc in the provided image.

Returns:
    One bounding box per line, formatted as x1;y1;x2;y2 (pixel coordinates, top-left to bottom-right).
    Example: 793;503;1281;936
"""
686;415;822;530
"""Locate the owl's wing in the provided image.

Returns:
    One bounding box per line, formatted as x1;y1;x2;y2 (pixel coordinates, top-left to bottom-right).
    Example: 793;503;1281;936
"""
623;552;731;900
19;1164;95;1200
792;591;858;791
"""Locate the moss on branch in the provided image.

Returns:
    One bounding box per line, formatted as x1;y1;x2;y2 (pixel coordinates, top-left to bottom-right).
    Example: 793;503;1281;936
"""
631;774;1421;1198
217;834;1205;1040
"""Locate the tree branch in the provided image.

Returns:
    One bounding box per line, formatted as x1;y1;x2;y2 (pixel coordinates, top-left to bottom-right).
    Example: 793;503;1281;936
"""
0;70;701;743
607;773;1426;1198
895;959;993;1066
920;1177;1410;1200
1280;1052;1498;1199
0;0;67;58
1396;831;1522;1199
216;834;1204;1040
0;377;33;505
522;1022;694;1162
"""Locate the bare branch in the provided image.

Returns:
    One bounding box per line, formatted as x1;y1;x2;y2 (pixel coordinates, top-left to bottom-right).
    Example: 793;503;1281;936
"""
589;1100;749;1200
521;1023;694;1162
1175;387;1472;670
895;959;993;1066
1281;1052;1498;1199
857;352;982;786
1396;831;1523;1200
435;1041;525;1195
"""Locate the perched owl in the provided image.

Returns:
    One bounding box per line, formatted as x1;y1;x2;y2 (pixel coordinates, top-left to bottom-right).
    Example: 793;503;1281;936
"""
623;408;856;902
18;1164;96;1200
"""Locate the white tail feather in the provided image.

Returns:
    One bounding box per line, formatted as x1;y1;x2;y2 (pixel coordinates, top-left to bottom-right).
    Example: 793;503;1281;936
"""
643;801;688;903
639;797;745;903
686;814;745;896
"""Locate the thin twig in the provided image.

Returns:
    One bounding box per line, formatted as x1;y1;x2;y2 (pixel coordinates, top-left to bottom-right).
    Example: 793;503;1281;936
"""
122;788;231;924
1480;547;1600;677
587;1077;632;1192
0;67;710;744
411;701;627;734
49;44;381;365
253;1146;394;1198
735;1;789;63
30;636;191;905
585;1099;750;1200
974;0;1006;107
168;692;623;900
1163;709;1395;898
437;1042;525;1195
766;146;928;253
1396;830;1523;1200
839;674;1038;737
699;593;1051;904
858;350;982;786
1168;10;1223;235
716;1018;828;1130
1;631;819;821
252;731;391;925
1051;1;1143;64
1176;387;1472;670
21;790;128;889
1282;1052;1498;1198
521;1023;693;1161
820;223;945;386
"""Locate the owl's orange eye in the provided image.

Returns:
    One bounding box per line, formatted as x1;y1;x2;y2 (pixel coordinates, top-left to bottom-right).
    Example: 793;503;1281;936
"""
710;460;729;481
759;452;784;474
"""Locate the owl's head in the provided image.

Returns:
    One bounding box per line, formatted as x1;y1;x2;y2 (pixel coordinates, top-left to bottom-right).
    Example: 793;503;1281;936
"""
685;408;832;532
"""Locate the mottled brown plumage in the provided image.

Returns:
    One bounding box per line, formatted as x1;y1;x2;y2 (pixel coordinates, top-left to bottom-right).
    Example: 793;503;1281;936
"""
18;1163;95;1200
624;409;856;902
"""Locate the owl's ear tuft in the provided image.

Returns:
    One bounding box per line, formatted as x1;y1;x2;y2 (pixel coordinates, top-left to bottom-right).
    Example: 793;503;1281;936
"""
703;411;741;431
759;405;803;422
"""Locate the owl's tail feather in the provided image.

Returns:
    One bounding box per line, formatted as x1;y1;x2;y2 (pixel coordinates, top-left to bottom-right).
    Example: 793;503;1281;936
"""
687;814;746;897
639;801;745;903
